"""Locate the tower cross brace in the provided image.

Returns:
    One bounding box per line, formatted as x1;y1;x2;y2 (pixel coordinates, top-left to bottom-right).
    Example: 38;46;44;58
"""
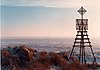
69;6;97;65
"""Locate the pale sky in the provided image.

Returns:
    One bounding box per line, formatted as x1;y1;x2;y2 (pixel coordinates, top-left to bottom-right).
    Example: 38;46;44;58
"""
1;0;100;38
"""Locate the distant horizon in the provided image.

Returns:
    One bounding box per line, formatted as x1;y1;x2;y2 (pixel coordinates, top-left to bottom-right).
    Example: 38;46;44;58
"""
1;36;100;40
1;36;75;39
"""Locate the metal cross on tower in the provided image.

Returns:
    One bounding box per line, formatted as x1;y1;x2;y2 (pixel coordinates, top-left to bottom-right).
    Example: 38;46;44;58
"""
69;6;97;65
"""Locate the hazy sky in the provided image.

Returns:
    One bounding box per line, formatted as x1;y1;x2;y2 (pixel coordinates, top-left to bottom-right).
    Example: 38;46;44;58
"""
1;0;100;38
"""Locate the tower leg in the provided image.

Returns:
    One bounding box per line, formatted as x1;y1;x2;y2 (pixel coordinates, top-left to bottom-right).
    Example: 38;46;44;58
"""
90;47;97;64
82;47;84;64
79;46;82;62
69;46;74;58
83;47;86;64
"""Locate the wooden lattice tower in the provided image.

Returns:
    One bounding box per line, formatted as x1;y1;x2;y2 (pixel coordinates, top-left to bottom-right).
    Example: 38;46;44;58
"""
69;6;97;65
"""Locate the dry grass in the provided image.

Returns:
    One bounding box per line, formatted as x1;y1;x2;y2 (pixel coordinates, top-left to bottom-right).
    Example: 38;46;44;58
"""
2;45;99;70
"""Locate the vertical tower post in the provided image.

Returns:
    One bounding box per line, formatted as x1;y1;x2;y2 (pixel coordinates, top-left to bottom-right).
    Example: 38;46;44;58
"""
69;6;97;65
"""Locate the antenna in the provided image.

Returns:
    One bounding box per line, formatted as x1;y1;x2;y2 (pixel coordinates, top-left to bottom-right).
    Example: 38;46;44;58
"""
69;6;97;65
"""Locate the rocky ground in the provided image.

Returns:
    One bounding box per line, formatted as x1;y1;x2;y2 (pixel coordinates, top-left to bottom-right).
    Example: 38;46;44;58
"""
1;45;100;70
